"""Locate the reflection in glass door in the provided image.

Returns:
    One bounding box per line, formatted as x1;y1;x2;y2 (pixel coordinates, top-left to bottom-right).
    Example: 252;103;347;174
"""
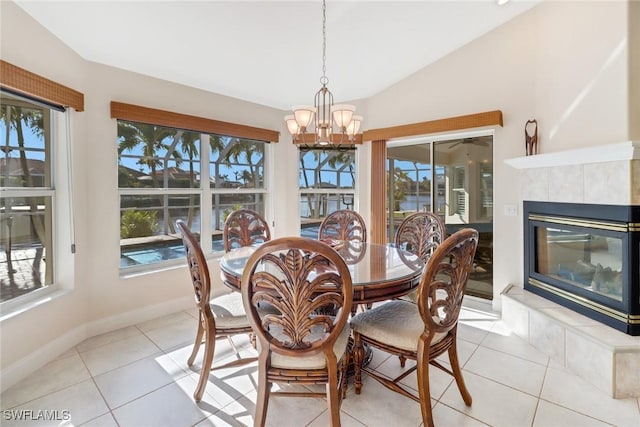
387;135;494;299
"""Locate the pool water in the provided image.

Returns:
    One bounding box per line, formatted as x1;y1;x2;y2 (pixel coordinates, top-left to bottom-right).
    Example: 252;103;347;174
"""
120;239;225;268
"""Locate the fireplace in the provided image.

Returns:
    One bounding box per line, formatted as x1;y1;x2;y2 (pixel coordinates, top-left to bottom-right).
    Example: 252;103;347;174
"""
524;201;640;335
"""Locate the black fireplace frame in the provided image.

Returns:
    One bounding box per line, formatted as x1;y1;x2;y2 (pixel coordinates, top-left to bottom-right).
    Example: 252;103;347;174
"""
524;201;640;335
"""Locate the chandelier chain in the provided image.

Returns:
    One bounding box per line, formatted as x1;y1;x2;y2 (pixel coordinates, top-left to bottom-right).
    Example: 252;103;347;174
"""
321;0;328;86
285;0;362;146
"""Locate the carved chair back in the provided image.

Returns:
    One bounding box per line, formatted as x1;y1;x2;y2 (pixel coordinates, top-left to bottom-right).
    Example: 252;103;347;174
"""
223;209;271;252
241;236;353;426
177;219;257;402
176;220;213;322
318;209;367;244
395;211;446;270
416;228;479;340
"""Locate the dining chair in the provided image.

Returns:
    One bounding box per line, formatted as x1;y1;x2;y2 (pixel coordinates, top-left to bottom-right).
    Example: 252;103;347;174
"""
395;211;446;271
318;209;367;244
223;208;271;252
241;236;353;427
350;228;479;427
393;211;447;366
176;220;257;402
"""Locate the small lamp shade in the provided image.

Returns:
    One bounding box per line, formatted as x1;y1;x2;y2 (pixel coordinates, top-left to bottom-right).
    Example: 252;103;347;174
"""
332;104;355;129
292;106;316;130
346;115;362;137
284;115;300;136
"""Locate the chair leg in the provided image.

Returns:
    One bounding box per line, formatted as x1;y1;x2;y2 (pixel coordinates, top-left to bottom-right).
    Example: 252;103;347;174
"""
398;354;407;368
448;341;472;406
193;330;215;402
416;346;435;427
254;364;271;427
188;313;204;366
326;363;342;427
352;333;364;395
340;352;349;399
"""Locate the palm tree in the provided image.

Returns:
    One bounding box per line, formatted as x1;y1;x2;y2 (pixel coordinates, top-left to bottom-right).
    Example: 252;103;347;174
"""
1;104;46;234
299;149;320;218
209;135;230;230
304;149;356;219
118;121;179;234
117;122;176;188
389;167;411;211
326;150;356;188
226;139;264;188
178;132;199;227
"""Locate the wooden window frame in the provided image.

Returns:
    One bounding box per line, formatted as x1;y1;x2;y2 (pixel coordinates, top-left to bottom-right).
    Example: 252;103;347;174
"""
0;60;84;111
111;101;279;143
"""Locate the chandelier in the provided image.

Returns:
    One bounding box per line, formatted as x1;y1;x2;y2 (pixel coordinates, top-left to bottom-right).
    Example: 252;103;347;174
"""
284;0;363;146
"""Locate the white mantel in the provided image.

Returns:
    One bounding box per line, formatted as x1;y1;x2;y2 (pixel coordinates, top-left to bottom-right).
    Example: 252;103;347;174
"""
504;141;640;206
504;141;640;169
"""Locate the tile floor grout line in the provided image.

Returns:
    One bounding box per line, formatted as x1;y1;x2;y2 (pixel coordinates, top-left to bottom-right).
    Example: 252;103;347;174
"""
473;341;552;368
433;399;491;427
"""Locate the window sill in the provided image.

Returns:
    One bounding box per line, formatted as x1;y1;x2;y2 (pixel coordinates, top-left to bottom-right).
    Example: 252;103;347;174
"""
0;287;72;323
119;260;184;279
119;252;224;279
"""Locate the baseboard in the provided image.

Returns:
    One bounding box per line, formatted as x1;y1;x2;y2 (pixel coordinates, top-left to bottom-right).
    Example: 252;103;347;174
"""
84;295;193;337
0;295;193;393
0;323;87;393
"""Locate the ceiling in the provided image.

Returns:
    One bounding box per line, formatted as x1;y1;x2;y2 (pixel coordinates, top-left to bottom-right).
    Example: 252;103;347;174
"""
15;0;540;111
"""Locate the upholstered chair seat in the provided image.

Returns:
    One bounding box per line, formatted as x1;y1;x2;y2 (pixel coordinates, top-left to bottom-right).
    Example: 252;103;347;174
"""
267;325;351;370
211;292;278;329
350;300;446;352
207;292;249;329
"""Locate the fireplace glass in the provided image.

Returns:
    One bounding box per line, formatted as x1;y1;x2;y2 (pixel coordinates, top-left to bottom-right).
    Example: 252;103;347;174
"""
535;226;622;302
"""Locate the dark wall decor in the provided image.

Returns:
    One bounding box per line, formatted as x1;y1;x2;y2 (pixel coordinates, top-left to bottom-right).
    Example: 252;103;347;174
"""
525;119;538;156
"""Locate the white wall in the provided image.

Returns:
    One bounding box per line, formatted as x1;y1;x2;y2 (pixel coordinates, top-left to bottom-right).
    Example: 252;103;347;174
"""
360;1;634;308
629;0;640;139
534;1;630;150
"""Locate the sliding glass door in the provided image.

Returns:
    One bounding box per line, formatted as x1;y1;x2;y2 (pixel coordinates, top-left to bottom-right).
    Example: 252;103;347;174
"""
387;135;493;299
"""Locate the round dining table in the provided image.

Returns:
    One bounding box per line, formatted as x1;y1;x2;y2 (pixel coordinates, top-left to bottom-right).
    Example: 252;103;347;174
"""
219;240;424;305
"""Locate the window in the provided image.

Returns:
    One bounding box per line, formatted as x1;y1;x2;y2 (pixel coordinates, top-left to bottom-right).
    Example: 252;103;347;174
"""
118;120;267;270
299;148;356;238
0;93;56;303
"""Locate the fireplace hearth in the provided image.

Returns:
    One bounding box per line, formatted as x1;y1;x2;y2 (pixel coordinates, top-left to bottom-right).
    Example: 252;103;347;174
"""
524;201;640;335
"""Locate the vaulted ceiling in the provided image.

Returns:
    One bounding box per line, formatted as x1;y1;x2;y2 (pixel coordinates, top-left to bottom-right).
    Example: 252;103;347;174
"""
15;0;540;110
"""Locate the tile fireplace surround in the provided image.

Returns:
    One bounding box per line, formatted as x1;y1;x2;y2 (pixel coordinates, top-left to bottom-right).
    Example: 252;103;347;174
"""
504;141;640;399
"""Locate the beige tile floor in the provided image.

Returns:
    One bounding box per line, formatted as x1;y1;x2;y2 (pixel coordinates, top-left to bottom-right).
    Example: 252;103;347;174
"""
2;298;639;427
